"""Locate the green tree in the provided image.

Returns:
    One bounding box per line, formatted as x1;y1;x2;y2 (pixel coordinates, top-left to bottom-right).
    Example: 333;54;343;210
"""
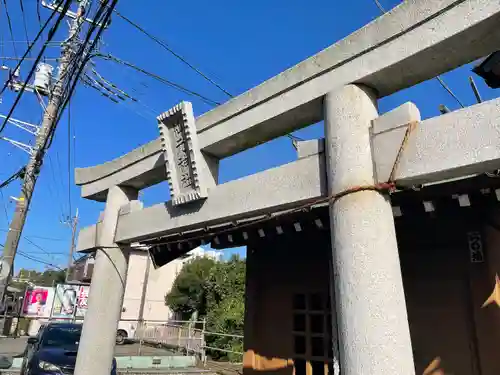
165;254;246;361
36;269;66;286
13;268;66;289
165;256;217;319
205;255;246;361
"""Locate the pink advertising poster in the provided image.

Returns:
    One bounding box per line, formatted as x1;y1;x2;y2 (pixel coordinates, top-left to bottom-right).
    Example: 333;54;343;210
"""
23;287;54;318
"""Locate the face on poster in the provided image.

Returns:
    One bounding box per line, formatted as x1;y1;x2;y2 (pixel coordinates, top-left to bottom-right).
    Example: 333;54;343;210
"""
23;287;54;318
52;284;78;318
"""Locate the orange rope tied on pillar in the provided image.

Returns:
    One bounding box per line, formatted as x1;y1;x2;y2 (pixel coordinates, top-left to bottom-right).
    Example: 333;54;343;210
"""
389;120;419;184
329;120;418;203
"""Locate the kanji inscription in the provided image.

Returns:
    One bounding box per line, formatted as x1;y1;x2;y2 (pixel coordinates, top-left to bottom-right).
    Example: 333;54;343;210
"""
158;101;208;206
172;122;192;188
467;231;484;263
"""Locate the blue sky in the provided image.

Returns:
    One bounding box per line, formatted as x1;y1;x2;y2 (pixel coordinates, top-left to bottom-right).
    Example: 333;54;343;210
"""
0;0;498;271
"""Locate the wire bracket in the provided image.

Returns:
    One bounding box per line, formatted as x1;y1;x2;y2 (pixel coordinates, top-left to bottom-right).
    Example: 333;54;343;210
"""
0;114;40;135
0;136;35;155
41;1;110;28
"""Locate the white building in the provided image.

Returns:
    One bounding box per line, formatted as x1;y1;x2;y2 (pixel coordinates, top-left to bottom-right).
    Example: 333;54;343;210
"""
25;247;221;338
65;247;222;339
117;246;221;341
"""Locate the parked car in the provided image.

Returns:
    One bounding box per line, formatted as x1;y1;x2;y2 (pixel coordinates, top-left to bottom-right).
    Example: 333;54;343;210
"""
115;328;128;345
116;320;137;345
20;322;117;375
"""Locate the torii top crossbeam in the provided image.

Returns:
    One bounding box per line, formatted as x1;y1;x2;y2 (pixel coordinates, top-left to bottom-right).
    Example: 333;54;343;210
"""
75;0;500;251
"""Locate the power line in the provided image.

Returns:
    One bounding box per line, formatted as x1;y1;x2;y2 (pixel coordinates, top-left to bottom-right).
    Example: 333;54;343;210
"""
82;75;119;102
0;167;25;189
17;251;64;270
0;0;73;131
85;66;160;117
46;0;118;149
18;0;31;56
0;40;63;45
0;2;4;66
27;235;65;242
0;237;64;269
36;0;43;29
67;97;73;220
0;57;59;61
91;67;144;103
372;0;386;12
43;166;66;223
112;7;233;98
435;76;465;108
2;229;66;266
106;9;301;143
18;251;66;255
82;74;157;123
70;94;77;170
287;133;304;143
0;0;103;306
0;229;65;242
106;57;150;93
47;154;67;220
94;54;300;141
469;76;483;104
0;191;9;223
1;0;18;57
371;0;465;109
56;150;71;217
0;3;69;96
23;236;58;260
96;53;221;106
44;0;118;151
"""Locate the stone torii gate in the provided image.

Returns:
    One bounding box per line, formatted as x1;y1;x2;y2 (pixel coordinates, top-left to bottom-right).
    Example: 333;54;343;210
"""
72;1;500;375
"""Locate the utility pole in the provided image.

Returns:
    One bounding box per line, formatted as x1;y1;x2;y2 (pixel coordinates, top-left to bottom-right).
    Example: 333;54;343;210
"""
137;253;150;323
0;0;92;308
65;208;79;282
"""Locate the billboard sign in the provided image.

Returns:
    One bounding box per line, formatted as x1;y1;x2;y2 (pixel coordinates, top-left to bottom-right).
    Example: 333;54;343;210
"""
22;287;54;318
76;285;89;312
51;284;90;319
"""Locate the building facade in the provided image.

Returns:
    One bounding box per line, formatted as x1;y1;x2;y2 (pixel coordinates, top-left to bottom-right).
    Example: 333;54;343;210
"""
70;247;221;323
241;187;500;375
121;247;221;323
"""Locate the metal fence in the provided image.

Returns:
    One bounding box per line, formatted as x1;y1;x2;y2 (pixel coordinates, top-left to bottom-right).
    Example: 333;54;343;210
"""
203;330;244;359
133;320;244;363
3;317;244;363
133;320;206;358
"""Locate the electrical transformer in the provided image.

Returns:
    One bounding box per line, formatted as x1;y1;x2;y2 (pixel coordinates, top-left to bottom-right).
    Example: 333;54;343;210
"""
34;63;54;95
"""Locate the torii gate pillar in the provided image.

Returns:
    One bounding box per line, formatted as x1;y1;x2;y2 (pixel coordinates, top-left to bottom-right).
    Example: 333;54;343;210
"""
74;186;139;375
324;84;415;374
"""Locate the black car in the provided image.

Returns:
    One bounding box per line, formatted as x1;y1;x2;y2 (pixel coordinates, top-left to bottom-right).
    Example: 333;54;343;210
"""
21;322;117;375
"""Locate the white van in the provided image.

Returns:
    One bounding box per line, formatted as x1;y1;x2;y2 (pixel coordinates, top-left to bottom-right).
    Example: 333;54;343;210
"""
116;320;137;345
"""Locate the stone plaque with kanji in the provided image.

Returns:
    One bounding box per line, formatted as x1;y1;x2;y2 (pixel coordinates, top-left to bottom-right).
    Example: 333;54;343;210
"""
158;101;208;206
